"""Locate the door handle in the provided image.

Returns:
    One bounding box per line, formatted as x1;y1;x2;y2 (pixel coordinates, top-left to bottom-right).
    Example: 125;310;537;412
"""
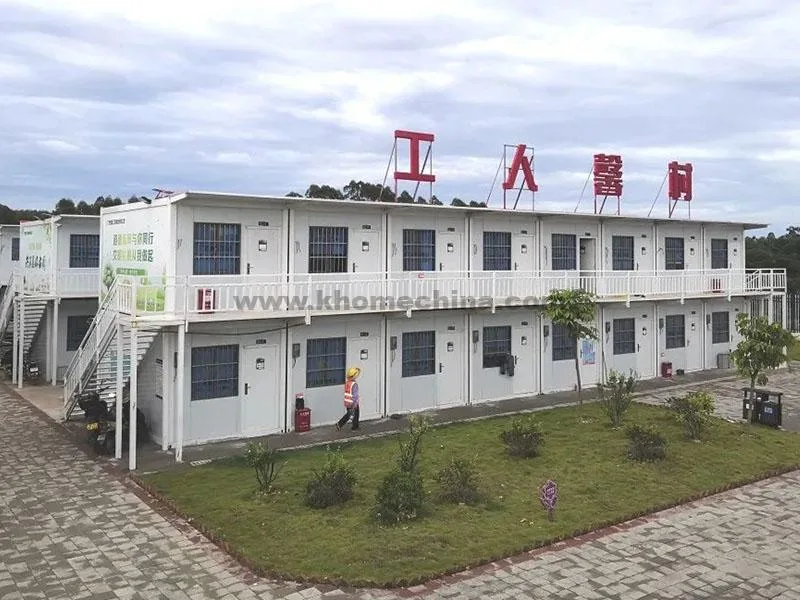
352;262;356;272
514;262;518;270
439;262;443;271
247;263;251;275
439;362;443;373
637;344;640;352
244;383;249;395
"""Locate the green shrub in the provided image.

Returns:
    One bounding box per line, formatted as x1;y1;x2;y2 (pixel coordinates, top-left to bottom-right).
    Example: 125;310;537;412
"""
373;416;430;524
374;469;424;523
500;415;544;458
244;441;285;493
436;457;482;505
305;446;357;509
626;424;667;462
598;370;636;427
667;391;716;440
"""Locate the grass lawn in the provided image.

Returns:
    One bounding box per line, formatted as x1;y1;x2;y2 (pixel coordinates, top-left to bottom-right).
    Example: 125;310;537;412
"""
143;403;800;587
789;340;800;362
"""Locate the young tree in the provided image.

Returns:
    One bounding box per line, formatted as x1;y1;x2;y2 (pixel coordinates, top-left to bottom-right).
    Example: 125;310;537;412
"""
730;313;795;421
544;288;598;401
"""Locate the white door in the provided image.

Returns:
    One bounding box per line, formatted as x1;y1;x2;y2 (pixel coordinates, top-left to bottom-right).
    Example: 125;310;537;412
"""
240;344;282;436
686;311;703;371
348;335;381;419
578;336;599;389
437;329;463;407
512;320;536;395
512;232;535;298
438;232;462;272
637;314;656;378
350;229;379;273
244;227;282;275
579;238;596;294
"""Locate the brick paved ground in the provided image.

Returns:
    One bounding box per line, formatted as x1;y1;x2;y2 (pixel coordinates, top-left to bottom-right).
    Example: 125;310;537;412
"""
2;384;800;599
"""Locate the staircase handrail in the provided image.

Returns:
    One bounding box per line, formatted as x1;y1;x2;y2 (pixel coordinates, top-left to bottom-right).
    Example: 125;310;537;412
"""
0;272;17;340
62;279;120;409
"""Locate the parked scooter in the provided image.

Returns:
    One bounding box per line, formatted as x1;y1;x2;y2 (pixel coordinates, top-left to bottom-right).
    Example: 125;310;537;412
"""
78;385;148;455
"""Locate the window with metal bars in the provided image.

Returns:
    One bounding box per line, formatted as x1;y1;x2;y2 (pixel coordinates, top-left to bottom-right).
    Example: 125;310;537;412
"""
193;223;241;275
551;233;576;270
66;315;93;351
11;237;19;261
306;337;347;388
711;239;728;269
482;325;511;367
552;324;576;361
190;344;240;401
613;318;636;355
402;331;436;377
403;229;436;271
664;237;684;270
483;231;512;270
665;314;685;349
712;311;729;344
308;226;348;273
69;234;100;268
612;235;634;271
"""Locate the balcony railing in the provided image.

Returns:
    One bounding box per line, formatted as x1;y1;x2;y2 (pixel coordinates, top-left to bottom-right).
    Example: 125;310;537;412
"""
115;268;787;319
15;268;100;297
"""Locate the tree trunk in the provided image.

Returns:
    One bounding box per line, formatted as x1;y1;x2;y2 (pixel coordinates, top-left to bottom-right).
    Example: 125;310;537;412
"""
747;376;757;424
574;355;583;405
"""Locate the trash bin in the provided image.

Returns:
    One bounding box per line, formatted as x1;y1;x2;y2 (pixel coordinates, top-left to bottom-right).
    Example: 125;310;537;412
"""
741;388;783;427
295;408;311;432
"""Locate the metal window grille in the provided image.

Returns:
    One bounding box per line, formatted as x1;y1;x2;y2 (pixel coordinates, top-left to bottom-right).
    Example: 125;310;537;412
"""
403;229;436;271
308;226;348;273
552;324;576;361
665;314;686;349
551;233;576;270
611;235;634;271
664;237;685;270
11;237;19;261
65;315;93;351
190;344;239;401
193;223;241;275
402;331;436;377
483;232;512;270
482;325;511;367
712;311;730;344
69;234;100;268
711;239;728;269
613;318;636;355
306;337;346;388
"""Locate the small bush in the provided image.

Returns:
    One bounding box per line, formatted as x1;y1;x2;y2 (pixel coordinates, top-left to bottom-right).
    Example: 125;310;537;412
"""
598;370;636;427
667;391;716;440
244;441;285;494
500;415;544;458
626;424;668;462
374;469;424;523
397;416;430;473
436;457;482;505
305;446;357;509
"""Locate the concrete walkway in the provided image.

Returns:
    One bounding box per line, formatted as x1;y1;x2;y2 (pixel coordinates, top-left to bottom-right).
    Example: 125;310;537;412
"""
2;380;800;599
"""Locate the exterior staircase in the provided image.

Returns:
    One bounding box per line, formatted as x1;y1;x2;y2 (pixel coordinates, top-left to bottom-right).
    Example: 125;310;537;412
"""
63;280;159;421
0;274;48;368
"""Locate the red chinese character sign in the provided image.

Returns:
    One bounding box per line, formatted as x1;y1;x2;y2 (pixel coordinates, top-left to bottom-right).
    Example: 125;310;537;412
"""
667;161;693;218
393;129;435;200
501;144;538;209
593;153;623;215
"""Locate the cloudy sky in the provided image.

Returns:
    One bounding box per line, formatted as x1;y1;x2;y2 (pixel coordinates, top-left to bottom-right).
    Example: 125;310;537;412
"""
1;0;797;231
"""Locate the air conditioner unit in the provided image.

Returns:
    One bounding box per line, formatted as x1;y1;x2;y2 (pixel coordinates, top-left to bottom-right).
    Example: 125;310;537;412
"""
196;288;217;313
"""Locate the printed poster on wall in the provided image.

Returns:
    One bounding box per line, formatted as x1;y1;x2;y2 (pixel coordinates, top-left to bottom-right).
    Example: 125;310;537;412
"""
22;221;52;270
100;206;169;311
581;338;596;366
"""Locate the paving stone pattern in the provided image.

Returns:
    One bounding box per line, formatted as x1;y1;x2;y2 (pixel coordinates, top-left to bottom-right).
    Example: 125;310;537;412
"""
2;386;800;599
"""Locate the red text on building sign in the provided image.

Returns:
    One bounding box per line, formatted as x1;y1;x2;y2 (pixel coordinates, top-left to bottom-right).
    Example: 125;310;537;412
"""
394;130;435;183
668;161;693;201
502;144;538;192
593;154;623;197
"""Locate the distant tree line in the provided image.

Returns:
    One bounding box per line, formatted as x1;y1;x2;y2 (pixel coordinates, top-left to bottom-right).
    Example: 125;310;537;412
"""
0;195;146;225
287;179;485;208
746;227;800;293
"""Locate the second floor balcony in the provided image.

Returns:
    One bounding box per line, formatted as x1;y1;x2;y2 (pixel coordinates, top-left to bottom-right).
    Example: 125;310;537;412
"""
14;268;100;298
113;268;787;321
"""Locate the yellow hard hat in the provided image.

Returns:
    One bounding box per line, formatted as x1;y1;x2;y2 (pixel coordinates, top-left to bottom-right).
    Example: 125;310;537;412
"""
346;366;361;379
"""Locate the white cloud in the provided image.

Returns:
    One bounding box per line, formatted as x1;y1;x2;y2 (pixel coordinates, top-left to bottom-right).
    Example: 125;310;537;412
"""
36;139;83;153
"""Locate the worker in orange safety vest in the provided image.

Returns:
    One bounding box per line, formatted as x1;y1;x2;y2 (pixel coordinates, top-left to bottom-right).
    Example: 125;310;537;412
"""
336;366;361;431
